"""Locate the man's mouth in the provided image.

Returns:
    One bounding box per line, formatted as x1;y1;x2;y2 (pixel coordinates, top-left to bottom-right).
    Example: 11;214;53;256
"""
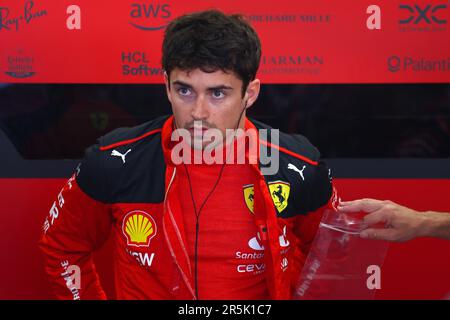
188;127;208;136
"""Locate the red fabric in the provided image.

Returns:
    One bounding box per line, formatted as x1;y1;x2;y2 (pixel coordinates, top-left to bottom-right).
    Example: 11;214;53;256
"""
39;116;329;300
38;175;111;300
178;162;270;299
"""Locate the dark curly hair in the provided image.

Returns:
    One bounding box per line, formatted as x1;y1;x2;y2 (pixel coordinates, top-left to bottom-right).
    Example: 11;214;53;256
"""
162;10;261;96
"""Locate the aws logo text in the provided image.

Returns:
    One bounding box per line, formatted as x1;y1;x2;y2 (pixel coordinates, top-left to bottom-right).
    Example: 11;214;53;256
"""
129;3;171;31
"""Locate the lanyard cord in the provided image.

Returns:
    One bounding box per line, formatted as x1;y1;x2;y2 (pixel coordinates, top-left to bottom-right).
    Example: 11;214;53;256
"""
183;100;248;300
183;160;226;299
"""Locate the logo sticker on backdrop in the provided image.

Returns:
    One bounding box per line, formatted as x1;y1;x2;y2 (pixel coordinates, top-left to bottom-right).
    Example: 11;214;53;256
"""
247;12;331;25
0;1;47;32
128;3;171;31
260;55;324;76
388;55;450;73
5;50;35;78
387;56;401;72
122;211;157;247
121;52;163;77
398;4;447;32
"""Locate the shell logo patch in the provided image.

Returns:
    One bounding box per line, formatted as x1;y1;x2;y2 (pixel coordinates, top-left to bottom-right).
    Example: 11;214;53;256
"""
122;211;157;247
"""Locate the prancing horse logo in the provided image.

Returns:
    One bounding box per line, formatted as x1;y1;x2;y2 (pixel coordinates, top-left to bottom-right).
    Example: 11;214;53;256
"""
268;181;290;213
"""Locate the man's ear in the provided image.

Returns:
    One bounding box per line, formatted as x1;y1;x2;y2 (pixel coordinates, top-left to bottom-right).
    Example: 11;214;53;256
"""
164;71;172;104
244;78;261;110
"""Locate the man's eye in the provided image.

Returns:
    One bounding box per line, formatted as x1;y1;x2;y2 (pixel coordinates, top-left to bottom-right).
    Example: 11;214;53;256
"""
212;90;225;99
178;88;191;96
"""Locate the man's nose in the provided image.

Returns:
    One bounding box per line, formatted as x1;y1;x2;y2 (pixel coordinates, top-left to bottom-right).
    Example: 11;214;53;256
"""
191;95;209;120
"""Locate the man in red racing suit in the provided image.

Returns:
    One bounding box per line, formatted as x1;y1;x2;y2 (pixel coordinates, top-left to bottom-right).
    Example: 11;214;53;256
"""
39;10;337;300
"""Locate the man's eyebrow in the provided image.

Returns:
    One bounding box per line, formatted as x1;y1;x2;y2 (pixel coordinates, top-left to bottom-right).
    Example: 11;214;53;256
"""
172;80;192;88
206;85;233;91
172;81;233;91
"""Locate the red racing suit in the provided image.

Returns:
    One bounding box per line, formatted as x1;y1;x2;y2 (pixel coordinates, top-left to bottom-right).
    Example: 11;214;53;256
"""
39;115;336;299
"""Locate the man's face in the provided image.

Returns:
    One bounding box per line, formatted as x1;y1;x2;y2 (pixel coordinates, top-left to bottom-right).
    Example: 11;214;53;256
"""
165;68;260;149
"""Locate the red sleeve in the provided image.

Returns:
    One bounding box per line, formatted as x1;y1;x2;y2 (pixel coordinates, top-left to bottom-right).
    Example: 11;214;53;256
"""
39;145;112;300
290;182;338;289
293;184;338;255
293;206;327;256
291;185;340;299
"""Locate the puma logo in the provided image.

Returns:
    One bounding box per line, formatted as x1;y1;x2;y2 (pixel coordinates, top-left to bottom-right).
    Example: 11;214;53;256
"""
111;149;132;164
287;163;306;181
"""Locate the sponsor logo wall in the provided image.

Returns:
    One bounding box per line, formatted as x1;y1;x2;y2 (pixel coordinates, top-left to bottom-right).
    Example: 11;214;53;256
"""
1;0;449;83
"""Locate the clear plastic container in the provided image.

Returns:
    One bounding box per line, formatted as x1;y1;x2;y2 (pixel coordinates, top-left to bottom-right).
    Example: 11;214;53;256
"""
293;208;389;300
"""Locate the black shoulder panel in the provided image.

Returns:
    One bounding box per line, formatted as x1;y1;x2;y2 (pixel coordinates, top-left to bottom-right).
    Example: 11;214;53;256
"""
76;143;110;203
76;115;170;204
250;118;333;218
98;115;169;149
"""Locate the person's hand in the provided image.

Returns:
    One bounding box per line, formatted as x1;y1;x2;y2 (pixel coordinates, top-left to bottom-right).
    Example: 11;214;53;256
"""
337;198;427;242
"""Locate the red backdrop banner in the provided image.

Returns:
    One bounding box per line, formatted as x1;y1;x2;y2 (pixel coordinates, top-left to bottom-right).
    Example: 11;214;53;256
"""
1;178;449;299
1;0;449;83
